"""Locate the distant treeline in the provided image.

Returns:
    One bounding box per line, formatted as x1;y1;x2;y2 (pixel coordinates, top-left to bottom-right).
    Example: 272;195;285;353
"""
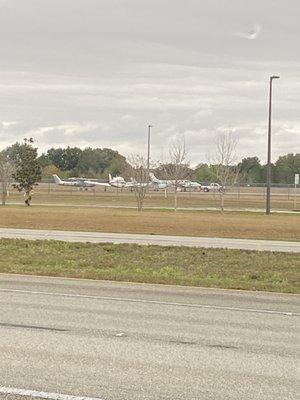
38;146;300;185
39;147;129;179
195;154;300;185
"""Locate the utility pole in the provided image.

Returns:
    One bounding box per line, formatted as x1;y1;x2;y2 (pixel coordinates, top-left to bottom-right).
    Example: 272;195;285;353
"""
294;174;299;210
147;124;153;181
266;76;280;215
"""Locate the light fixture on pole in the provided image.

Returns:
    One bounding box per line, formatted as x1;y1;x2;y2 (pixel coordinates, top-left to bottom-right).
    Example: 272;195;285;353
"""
266;75;280;215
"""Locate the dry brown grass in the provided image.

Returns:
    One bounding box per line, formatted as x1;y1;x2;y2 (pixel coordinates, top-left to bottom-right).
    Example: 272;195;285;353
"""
0;205;299;241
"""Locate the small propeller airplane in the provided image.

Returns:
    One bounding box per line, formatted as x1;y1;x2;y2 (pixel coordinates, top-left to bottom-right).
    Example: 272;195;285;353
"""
149;173;173;189
149;173;201;191
108;174;127;188
53;175;110;189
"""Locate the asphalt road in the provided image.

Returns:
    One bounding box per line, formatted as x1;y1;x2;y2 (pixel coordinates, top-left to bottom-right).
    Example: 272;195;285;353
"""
0;274;299;400
0;227;300;252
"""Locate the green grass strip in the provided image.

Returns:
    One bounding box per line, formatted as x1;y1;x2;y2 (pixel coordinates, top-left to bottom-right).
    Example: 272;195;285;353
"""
0;239;299;293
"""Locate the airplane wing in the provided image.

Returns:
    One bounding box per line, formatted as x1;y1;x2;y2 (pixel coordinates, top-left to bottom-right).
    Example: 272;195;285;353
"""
96;182;111;187
125;181;148;188
84;180;111;187
124;182;134;187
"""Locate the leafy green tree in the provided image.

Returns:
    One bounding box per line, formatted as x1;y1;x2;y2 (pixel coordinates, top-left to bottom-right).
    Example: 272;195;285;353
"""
194;163;214;182
105;156;128;177
78;148;101;175
10;138;42;206
274;153;300;184
46;148;64;169
100;148;122;170
41;146;128;177
261;163;276;185
47;147;82;171
78;147;128;177
38;153;52;169
60;146;82;171
238;157;262;183
41;164;62;179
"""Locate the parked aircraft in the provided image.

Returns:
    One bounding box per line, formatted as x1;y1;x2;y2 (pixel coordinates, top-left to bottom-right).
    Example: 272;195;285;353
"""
125;178;149;188
149;173;200;191
53;175;110;189
108;174;127;188
149;173;173;190
108;175;149;189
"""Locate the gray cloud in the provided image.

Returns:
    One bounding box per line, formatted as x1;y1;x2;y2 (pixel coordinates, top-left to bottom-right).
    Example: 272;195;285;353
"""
0;0;299;165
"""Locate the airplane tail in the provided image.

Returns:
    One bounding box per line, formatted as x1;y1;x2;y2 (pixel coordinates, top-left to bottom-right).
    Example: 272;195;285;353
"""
53;174;62;184
149;173;159;183
108;173;112;182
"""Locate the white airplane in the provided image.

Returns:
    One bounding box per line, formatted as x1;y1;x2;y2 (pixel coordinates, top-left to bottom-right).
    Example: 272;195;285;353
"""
149;173;173;190
108;174;127;188
108;174;149;189
149;173;201;191
53;175;110;189
125;178;148;188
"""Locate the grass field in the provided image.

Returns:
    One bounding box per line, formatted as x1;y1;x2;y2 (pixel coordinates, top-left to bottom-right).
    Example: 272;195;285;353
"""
1;239;299;293
0;205;299;241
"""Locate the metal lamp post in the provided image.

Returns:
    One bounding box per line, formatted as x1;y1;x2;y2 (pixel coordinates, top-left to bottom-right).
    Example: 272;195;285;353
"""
147;124;153;180
266;76;280;215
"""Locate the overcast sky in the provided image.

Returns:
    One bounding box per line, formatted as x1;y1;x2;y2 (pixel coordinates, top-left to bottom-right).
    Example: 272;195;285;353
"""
0;0;299;165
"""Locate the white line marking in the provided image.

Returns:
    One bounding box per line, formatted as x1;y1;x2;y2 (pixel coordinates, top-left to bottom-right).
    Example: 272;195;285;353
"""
0;386;104;400
0;289;297;316
1;272;299;296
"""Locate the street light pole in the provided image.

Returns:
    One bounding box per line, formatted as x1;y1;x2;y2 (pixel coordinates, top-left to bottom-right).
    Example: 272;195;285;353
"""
266;76;280;215
147;124;153;180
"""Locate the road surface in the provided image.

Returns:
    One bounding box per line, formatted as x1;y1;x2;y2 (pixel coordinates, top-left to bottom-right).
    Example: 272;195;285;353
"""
0;227;299;252
0;274;299;399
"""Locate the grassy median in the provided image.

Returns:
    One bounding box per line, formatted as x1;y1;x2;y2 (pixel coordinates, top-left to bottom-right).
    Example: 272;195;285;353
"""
0;238;299;293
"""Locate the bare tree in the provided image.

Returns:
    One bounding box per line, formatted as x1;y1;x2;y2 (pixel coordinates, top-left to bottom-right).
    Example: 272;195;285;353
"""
164;136;190;211
210;132;240;212
0;154;15;206
127;155;149;211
